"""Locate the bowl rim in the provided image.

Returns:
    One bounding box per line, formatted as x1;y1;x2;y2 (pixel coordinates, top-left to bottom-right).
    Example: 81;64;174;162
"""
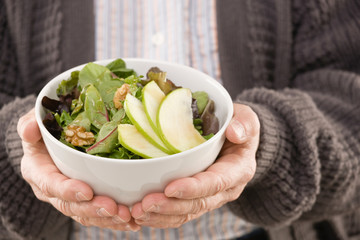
35;58;234;164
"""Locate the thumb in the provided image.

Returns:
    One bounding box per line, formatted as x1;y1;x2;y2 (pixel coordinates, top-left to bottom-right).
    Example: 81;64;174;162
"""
17;108;42;143
225;104;260;145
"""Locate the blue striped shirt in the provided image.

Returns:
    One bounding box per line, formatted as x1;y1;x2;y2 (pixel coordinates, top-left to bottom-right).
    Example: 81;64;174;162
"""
70;0;255;239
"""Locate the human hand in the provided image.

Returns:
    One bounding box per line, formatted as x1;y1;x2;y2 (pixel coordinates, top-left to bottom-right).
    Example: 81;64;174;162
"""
131;103;260;228
18;109;140;231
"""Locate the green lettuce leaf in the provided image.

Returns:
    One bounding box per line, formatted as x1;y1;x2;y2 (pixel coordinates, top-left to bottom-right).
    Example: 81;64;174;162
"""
84;84;109;129
79;62;112;89
56;71;79;96
192;91;209;115
106;58;136;78
86;121;118;154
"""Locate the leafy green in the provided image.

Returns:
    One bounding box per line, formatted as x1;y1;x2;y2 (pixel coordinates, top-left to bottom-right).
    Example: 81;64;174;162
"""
148;71;172;94
120;114;132;124
71;88;86;116
193;118;203;135
106;59;136;78
56;71;79;96
86;121;119;154
43;58;217;160
106;58;126;70
123;75;143;100
203;133;214;140
96;79;124;107
70;112;91;131
59;111;73;127
109;147;141;159
111;108;126;123
54;113;61;126
84;84;109;129
192;91;209;115
79;62;112;89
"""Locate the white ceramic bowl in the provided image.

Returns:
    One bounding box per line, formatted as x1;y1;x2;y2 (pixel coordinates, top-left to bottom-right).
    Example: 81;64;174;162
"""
35;58;233;206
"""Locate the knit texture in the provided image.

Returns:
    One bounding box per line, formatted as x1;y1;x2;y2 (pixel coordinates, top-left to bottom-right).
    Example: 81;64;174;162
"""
0;96;72;240
0;0;94;239
217;0;360;239
0;0;62;100
1;0;360;239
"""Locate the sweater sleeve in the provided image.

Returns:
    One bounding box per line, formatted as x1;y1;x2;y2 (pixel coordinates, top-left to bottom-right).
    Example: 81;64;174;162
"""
0;0;94;238
228;70;360;227
0;96;71;240
224;0;360;228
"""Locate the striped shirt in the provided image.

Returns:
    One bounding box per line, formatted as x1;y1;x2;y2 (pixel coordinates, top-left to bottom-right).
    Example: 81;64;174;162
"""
71;0;256;239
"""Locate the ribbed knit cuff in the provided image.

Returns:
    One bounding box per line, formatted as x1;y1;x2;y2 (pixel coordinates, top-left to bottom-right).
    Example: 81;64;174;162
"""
233;100;291;185
228;97;297;227
229;88;324;227
1;95;36;174
0;95;71;239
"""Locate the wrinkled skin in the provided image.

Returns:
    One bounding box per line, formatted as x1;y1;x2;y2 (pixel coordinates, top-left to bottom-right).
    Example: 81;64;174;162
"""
131;104;260;228
18;109;140;231
18;103;260;230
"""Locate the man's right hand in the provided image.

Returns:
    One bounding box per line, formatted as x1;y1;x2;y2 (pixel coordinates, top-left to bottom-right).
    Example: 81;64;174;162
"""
17;108;140;231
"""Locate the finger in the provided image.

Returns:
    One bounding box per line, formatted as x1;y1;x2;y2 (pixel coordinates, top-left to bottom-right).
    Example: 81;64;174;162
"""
72;216;140;231
134;212;198;229
164;154;255;199
17;108;41;143
135;185;242;217
48;195;119;218
225;104;260;146
21;153;93;202
117;205;133;223
133;206;204;229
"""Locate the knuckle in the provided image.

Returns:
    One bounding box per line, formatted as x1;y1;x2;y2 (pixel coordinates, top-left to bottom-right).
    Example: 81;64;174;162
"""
191;198;208;214
214;176;226;194
32;188;49;202
242;163;256;183
73;216;90;227
38;181;52;197
57;200;73;216
219;174;232;191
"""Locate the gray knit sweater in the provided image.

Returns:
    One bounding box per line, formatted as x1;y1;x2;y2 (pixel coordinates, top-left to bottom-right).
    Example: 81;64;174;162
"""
1;0;359;240
217;0;360;239
0;0;94;239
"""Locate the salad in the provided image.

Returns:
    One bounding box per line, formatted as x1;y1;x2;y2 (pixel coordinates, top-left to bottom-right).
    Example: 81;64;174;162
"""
42;58;219;159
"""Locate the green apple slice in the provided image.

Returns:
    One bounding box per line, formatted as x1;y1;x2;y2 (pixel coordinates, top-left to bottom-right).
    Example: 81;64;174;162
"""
118;124;168;158
157;88;206;153
142;81;165;131
124;93;172;154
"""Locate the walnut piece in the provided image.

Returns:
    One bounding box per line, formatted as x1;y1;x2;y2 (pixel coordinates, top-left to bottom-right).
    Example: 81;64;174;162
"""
65;125;95;146
113;84;130;109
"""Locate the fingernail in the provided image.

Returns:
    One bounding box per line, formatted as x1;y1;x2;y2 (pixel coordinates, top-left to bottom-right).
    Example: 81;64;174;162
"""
135;212;150;221
127;225;141;232
145;204;159;212
112;215;126;224
96;208;112;217
230;119;246;141
76;192;90;202
167;191;182;198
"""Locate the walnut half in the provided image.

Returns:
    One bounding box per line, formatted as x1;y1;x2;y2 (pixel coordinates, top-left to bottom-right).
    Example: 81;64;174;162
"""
65;125;95;146
113;83;130;109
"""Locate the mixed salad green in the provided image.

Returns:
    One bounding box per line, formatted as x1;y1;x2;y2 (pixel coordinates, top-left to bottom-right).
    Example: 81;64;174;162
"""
42;58;219;159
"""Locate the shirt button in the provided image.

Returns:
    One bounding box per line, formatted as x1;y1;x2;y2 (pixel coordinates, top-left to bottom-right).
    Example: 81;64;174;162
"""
152;32;164;46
